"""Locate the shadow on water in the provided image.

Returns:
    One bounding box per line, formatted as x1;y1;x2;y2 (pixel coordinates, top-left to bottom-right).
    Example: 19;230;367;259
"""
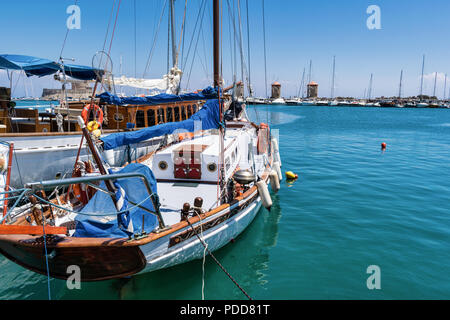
58;195;282;300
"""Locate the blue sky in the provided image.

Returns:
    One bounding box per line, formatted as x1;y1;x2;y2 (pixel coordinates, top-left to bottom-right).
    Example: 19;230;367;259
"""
1;0;450;98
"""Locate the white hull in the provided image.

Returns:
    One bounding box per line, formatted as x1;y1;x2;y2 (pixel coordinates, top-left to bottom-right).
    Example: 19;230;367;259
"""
140;191;263;273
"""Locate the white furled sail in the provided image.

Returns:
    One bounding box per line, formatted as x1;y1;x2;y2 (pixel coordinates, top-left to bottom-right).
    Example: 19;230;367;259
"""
114;67;183;94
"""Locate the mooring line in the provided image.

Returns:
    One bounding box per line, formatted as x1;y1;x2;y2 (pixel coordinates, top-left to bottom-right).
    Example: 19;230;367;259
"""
186;218;252;300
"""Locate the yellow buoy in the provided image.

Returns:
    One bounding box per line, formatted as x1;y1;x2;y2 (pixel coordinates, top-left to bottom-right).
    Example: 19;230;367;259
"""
285;171;298;180
87;120;99;132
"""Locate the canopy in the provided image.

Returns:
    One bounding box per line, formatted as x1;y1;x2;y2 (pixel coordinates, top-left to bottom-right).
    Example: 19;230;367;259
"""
0;54;103;80
73;163;159;238
0;54;59;77
96;86;218;106
101;98;221;150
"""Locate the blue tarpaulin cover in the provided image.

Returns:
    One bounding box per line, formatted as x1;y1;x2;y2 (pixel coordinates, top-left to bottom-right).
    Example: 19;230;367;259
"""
96;86;218;106
0;54;103;80
101;98;221;150
73;163;159;238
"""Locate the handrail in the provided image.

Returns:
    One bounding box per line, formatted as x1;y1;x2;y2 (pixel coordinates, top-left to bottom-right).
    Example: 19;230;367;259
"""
25;172;165;228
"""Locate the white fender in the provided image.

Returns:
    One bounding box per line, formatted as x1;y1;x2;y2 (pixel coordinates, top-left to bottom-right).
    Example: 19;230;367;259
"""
273;161;282;181
256;180;272;209
269;170;280;192
271;138;281;166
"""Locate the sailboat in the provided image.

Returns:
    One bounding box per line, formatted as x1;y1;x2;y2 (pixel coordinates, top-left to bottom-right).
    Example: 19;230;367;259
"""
0;1;199;188
0;0;282;282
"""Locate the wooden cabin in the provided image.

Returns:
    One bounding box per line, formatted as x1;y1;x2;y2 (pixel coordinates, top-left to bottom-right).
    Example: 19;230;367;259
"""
0;86;206;136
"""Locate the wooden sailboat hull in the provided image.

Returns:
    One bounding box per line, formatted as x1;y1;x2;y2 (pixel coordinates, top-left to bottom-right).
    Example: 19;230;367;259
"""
0;234;147;281
0;173;268;281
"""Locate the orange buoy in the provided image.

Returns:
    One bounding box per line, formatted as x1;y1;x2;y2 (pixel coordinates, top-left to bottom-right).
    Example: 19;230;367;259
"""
381;142;387;149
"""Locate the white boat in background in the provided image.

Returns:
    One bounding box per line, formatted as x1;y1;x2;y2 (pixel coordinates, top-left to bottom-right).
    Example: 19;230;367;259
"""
271;97;286;104
328;100;339;106
301;99;316;106
417;102;429;108
316;100;328;106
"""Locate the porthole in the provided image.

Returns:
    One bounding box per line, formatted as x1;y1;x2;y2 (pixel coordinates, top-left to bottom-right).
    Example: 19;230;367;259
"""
207;162;217;172
158;161;168;170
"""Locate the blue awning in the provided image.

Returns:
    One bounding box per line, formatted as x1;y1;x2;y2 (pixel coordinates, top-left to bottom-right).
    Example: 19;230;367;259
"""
96;86;218;106
0;54;103;80
0;54;59;77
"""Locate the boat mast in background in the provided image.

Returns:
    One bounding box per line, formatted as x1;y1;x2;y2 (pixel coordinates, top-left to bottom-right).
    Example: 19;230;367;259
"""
419;54;425;97
433;72;437;98
331;55;336;99
444;73;447;100
398;69;403;98
368;73;373;100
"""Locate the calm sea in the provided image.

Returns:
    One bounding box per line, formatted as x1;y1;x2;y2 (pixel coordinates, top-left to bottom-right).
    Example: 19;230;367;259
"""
0;104;449;300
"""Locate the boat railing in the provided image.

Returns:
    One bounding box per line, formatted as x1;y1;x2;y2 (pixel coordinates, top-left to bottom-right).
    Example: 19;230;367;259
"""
0;172;165;229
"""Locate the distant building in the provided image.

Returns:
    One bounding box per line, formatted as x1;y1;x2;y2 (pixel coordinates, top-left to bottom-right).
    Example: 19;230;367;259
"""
307;81;318;98
271;82;281;99
42;80;93;100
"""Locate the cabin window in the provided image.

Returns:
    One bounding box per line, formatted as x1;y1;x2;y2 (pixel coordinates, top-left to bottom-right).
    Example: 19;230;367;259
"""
157;108;165;124
181;106;187;120
174;106;180;122
166;107;173;122
136;110;145;128
192;105;198;113
147;110;156;126
187;105;192;118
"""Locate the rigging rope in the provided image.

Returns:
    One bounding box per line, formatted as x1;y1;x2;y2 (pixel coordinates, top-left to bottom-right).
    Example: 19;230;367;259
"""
143;0;168;78
41;210;52;300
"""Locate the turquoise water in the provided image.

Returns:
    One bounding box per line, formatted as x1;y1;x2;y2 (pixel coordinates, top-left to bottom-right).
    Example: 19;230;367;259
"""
13;100;58;112
1;105;450;299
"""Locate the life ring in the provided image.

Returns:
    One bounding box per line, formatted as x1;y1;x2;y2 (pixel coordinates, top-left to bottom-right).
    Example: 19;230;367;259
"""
81;104;104;125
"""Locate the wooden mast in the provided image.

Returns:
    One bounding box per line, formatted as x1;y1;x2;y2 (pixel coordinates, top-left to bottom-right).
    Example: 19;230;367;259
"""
213;0;221;89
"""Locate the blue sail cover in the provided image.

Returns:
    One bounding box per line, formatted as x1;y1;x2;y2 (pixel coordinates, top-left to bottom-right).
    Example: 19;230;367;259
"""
101;98;221;150
73;163;159;238
96;86;218;106
63;63;104;80
0;54;103;80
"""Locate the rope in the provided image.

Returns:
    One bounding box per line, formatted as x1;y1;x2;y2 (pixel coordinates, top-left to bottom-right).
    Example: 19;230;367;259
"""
185;217;253;300
41;210;52;300
32;193;154;217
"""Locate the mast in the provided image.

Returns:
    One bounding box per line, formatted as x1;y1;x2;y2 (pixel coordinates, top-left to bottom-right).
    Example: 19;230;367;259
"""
245;0;252;97
331;55;336;99
213;0;220;88
298;67;305;98
433;72;437;98
368;73;373;100
419;54;425;98
398;69;403;98
170;0;177;68
444;74;447;100
308;60;312;84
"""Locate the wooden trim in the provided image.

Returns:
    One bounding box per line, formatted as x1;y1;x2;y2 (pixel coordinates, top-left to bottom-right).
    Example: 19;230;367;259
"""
0;225;67;235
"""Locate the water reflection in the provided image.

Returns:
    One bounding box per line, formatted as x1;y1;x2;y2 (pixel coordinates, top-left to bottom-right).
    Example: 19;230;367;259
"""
65;196;284;300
